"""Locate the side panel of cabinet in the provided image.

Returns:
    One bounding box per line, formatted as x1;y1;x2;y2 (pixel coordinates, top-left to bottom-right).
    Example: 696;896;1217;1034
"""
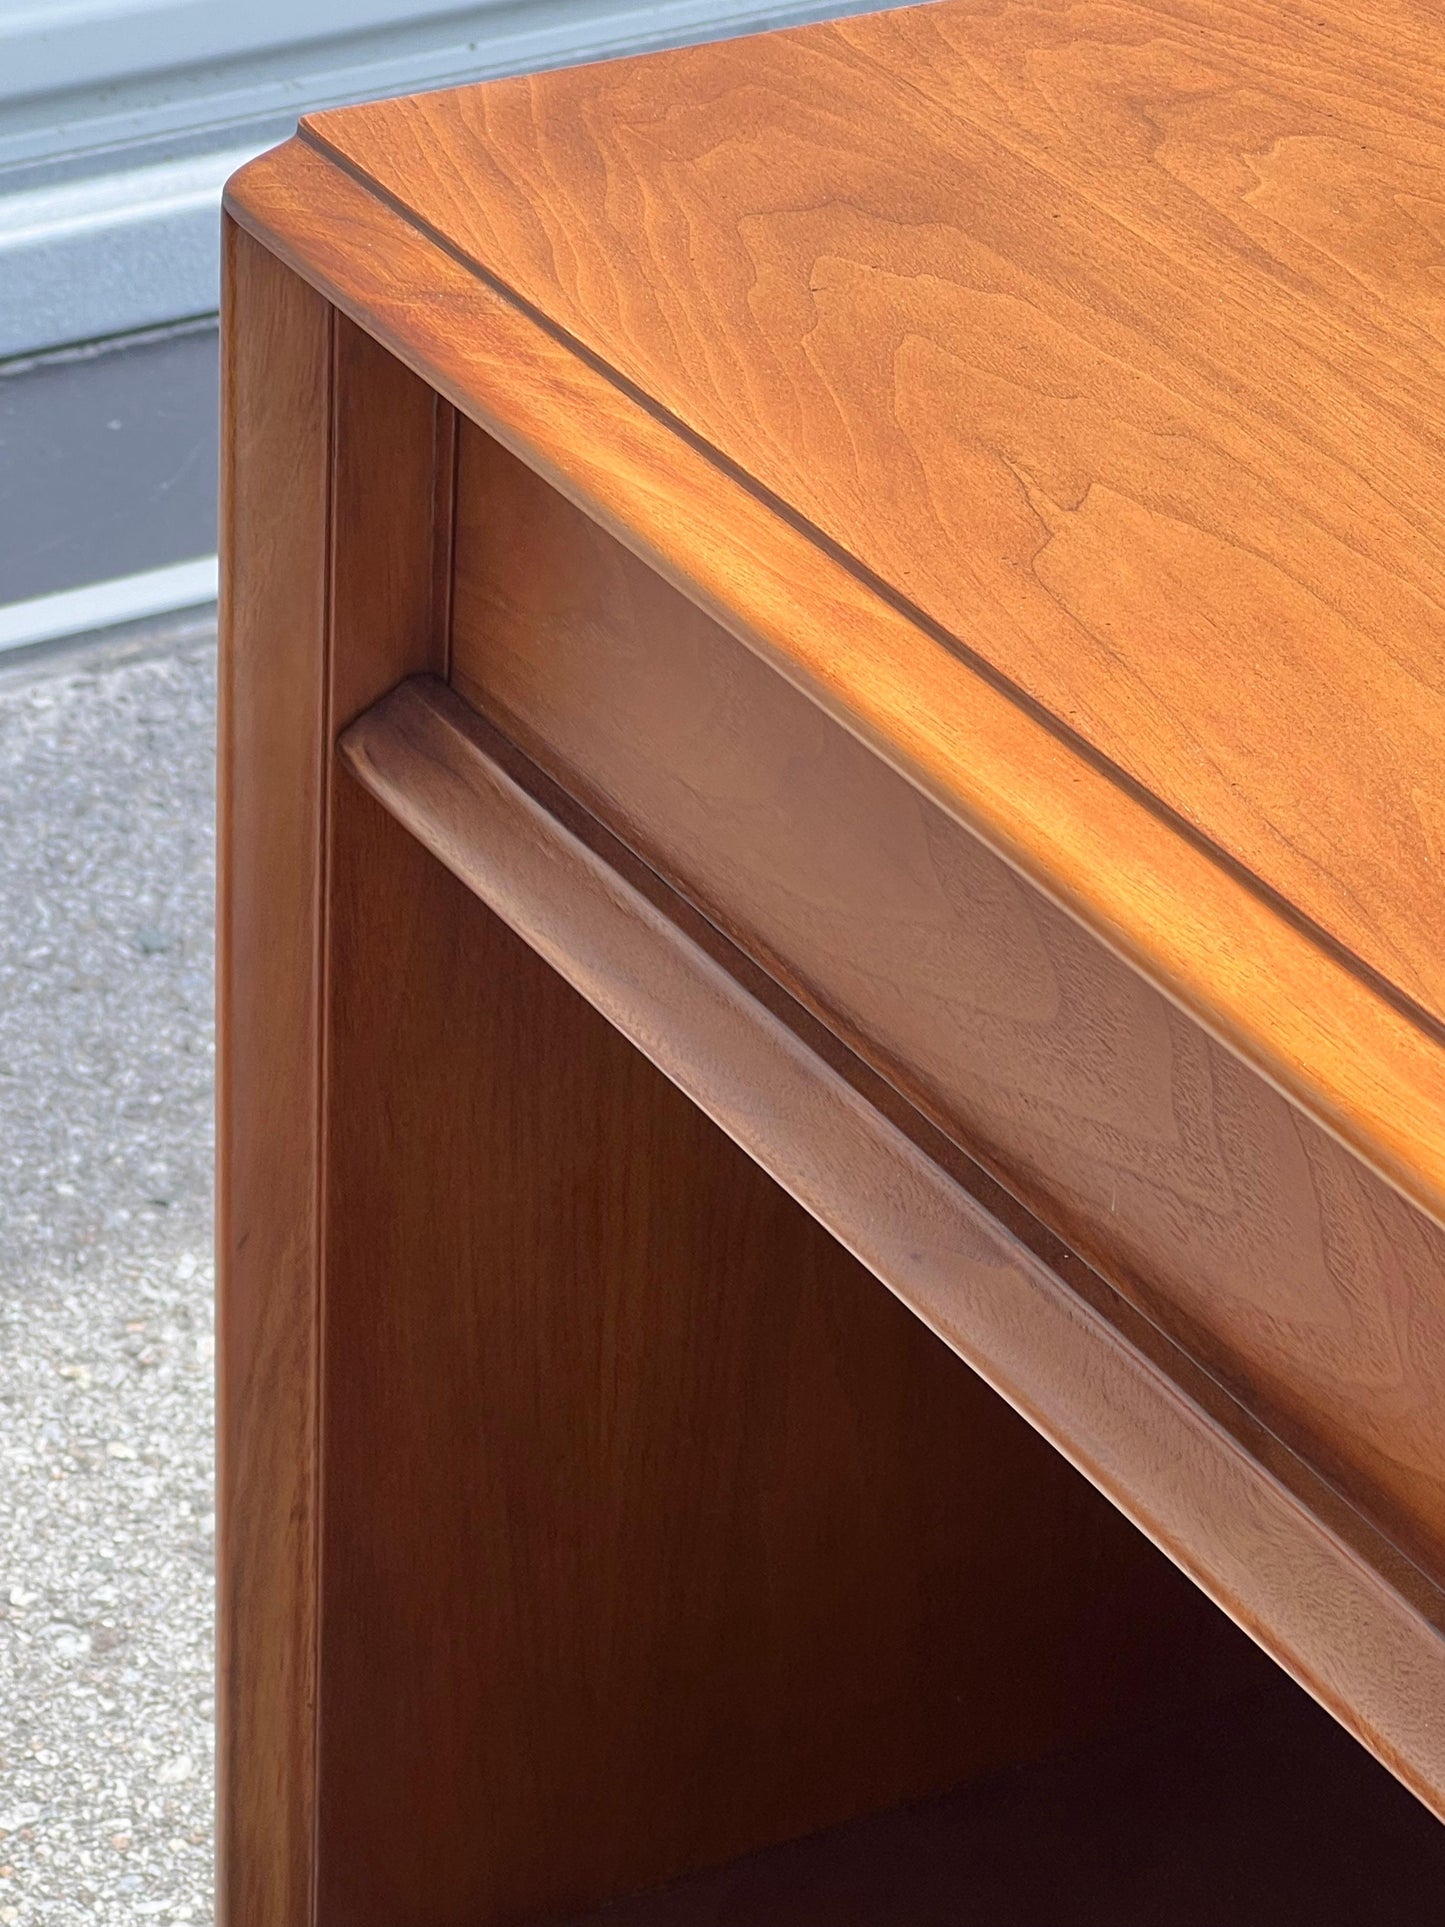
219;231;450;1926
222;274;1255;1927
313;772;1253;1926
218;219;331;1927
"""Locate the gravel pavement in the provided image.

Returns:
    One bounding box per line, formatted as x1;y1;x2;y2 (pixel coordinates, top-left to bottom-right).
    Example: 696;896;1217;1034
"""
0;635;216;1926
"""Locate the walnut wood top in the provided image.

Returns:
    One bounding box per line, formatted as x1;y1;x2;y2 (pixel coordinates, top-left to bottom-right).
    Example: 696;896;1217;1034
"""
229;0;1445;1224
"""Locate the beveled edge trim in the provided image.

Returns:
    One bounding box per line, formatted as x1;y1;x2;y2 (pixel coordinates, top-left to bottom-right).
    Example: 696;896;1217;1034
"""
298;113;1445;1065
341;672;1445;1821
216;218;331;1927
223;137;1445;1238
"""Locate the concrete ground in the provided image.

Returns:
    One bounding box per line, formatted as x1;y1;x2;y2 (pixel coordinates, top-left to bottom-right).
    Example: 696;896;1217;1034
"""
0;634;216;1925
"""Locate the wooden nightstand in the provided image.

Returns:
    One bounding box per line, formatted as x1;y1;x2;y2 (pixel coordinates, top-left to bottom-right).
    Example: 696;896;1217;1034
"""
218;4;1445;1921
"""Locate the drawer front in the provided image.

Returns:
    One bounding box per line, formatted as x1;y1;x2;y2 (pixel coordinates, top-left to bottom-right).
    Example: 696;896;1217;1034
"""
450;421;1445;1580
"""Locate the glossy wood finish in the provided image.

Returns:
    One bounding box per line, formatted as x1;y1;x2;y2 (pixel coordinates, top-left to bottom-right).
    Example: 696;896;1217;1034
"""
218;236;448;1923
225;117;1445;1239
326;311;448;730
217;221;330;1927
315;312;453;1920
220;2;1445;1914
342;673;1445;1815
316;762;1244;1925
305;0;1445;1035
448;429;1445;1583
221;215;1261;1927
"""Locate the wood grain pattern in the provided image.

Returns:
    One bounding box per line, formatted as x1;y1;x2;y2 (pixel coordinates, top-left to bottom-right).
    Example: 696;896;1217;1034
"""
216;219;330;1927
340;674;1445;1820
219;6;1445;1894
220;228;1260;1927
449;426;1445;1583
315;753;1252;1923
224;128;1445;1245
218;261;447;1926
304;0;1445;1030
314;312;447;1916
325;311;447;730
